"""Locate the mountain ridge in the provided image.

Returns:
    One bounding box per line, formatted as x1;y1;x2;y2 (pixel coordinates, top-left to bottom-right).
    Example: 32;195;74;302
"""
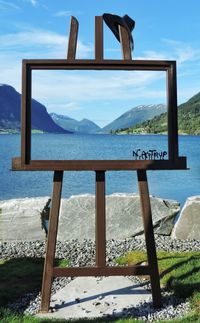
101;104;167;133
50;113;101;134
117;92;200;135
0;84;71;134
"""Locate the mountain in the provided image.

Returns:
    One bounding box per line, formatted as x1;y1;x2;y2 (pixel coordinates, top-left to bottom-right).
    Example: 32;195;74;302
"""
122;92;200;135
0;84;71;133
50;113;101;134
101;104;167;133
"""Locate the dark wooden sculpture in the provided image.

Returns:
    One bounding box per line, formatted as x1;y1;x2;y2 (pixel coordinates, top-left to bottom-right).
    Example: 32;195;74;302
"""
12;15;187;313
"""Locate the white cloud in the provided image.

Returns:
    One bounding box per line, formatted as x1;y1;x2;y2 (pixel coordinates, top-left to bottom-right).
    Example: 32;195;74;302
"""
1;29;199;118
161;38;200;64
27;0;37;6
30;69;166;114
54;11;72;17
0;0;20;10
136;39;200;68
53;10;83;17
0;28;92;58
0;28;92;94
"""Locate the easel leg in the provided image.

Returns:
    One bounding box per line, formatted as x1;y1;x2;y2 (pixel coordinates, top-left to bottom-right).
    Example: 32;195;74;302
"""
137;170;162;308
40;171;64;312
95;171;106;267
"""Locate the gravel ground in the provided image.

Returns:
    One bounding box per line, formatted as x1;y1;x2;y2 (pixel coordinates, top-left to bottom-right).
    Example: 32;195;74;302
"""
1;235;200;321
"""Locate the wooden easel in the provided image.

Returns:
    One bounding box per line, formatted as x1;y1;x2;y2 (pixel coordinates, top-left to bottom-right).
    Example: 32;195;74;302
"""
40;16;162;312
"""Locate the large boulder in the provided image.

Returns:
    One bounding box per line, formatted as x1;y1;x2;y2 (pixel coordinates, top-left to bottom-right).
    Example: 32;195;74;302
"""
171;196;200;240
0;197;48;241
0;194;180;241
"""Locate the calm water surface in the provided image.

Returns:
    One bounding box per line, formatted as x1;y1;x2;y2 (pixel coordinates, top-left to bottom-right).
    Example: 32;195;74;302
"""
0;133;199;206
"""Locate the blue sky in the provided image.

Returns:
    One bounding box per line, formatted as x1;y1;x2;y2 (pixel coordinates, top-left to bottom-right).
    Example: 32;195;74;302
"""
0;0;200;127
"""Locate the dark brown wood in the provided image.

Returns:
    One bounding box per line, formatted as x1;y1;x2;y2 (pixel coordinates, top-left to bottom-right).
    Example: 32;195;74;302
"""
21;61;31;164
95;171;106;267
19;59;175;70
167;62;179;160
16;17;187;312
53;265;149;277
12;157;187;171
95;16;103;60
119;25;132;60
137;170;162;308
67;16;79;60
40;171;63;312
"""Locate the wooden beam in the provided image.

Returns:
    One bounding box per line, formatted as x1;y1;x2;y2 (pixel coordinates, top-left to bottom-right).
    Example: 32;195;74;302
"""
137;170;162;308
95;16;103;60
21;61;31;164
119;25;132;60
167;62;179;160
40;171;63;313
95;171;106;267
53;265;149;277
12;157;187;171
67;16;79;60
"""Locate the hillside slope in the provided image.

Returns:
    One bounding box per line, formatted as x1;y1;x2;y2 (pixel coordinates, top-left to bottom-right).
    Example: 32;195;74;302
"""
0;84;71;133
101;104;166;133
50;113;101;134
117;92;200;135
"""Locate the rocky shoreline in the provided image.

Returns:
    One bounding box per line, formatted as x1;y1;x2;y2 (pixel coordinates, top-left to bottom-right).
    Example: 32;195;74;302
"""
1;235;200;321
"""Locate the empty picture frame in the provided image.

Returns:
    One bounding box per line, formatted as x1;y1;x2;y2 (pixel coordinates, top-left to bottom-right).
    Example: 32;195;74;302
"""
12;59;187;171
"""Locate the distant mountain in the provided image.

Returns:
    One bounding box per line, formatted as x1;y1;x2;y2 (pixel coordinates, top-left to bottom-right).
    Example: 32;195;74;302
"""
101;104;167;133
122;92;200;135
0;84;71;133
50;113;101;134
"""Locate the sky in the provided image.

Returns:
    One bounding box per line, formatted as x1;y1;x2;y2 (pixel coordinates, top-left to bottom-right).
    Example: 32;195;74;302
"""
0;0;200;127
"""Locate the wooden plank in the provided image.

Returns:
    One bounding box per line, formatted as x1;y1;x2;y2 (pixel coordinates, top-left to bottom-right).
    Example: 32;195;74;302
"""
12;157;187;171
20;59;175;71
167;62;179;160
95;16;103;60
53;265;149;277
67;16;79;60
95;171;106;267
119;25;132;60
137;170;162;308
40;171;63;313
21;61;31;164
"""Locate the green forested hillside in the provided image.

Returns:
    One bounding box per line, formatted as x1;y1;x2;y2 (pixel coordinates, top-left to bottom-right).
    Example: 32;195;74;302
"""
116;92;200;135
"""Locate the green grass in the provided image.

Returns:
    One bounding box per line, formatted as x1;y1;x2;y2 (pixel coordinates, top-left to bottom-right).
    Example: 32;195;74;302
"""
1;251;200;322
116;251;200;298
0;257;70;307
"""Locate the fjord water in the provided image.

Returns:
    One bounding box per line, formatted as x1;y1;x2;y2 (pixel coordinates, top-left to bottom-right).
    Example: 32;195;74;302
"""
0;133;199;206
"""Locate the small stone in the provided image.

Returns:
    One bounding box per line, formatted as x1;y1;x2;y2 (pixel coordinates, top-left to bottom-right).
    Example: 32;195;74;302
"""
75;297;80;303
105;302;110;306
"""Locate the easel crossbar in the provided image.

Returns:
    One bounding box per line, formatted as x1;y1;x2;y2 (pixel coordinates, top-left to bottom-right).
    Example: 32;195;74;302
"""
53;265;149;277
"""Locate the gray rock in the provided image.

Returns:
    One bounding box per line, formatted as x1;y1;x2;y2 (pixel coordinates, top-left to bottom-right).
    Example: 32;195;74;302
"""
0;194;180;241
171;196;200;240
0;197;48;241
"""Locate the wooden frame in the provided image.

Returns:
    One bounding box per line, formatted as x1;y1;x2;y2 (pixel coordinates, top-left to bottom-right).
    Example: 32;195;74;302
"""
12;59;187;171
12;15;188;313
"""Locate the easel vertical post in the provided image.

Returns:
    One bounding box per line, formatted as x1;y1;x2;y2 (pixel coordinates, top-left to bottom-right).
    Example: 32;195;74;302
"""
137;170;162;308
40;171;63;312
119;25;132;60
167;62;179;161
95;171;106;267
95;16;103;60
21;61;31;164
67;16;79;60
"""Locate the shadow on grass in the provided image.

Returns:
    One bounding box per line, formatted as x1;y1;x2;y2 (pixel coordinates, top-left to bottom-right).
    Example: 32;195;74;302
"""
158;254;200;298
0;257;71;308
0;257;44;307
